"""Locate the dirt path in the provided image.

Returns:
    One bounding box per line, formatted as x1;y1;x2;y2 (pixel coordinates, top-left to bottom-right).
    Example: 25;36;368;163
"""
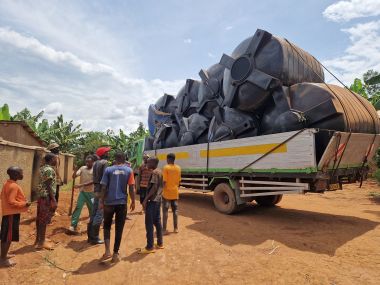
1;181;380;285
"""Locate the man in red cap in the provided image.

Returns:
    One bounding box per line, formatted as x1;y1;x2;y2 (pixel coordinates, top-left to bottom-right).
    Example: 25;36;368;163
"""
88;146;111;245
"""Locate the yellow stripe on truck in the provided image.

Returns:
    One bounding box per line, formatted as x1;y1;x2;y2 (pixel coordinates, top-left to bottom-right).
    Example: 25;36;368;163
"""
156;152;190;161
200;143;287;158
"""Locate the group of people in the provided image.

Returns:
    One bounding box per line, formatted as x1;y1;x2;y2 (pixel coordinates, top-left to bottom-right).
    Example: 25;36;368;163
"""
0;144;181;267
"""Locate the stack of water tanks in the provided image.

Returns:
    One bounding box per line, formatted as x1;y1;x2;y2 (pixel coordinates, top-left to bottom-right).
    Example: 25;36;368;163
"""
145;29;379;152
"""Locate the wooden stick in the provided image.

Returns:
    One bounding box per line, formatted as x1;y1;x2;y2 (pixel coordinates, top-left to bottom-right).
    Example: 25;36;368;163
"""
68;177;76;216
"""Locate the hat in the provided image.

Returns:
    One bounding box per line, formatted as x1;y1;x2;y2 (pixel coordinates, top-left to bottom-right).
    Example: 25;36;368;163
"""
47;142;60;150
96;146;111;157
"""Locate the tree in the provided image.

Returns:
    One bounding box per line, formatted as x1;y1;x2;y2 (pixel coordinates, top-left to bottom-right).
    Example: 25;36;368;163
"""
350;70;380;109
0;104;11;120
12;108;44;132
350;78;368;99
363;70;380;97
46;115;82;153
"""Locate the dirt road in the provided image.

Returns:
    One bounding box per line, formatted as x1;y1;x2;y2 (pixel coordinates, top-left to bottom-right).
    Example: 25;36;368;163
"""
1;181;379;285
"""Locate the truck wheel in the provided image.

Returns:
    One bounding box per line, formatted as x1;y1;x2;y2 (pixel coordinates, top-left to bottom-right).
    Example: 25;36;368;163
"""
255;195;283;207
213;183;239;214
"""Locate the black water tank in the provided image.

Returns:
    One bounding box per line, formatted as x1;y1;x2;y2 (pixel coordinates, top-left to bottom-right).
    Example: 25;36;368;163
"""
197;64;225;119
208;107;260;142
178;113;210;146
176;79;201;117
261;83;380;134
221;29;324;112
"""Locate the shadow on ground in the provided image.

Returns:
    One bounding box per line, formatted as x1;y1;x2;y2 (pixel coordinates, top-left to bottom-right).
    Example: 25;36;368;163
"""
179;192;379;256
73;258;116;275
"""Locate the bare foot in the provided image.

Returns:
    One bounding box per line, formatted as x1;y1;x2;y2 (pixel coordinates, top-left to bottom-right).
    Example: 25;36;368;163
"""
35;242;54;251
99;252;112;263
111;253;120;263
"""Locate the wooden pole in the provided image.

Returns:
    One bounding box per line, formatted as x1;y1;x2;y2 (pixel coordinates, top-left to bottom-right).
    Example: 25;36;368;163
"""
68;177;76;216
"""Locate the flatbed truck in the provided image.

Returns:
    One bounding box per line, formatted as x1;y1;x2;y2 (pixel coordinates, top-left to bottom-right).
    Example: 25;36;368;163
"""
130;129;379;214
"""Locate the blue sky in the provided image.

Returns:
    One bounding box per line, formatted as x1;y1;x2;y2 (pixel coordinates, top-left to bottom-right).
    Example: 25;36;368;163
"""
0;0;379;132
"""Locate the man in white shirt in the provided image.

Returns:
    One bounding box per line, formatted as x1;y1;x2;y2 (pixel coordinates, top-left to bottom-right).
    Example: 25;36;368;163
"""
68;155;95;233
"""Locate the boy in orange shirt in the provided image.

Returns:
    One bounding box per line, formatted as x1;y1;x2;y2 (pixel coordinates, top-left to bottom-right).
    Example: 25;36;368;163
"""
162;153;181;234
0;166;30;267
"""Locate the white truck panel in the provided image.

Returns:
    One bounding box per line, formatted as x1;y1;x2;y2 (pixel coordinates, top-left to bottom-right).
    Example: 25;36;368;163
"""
146;129;317;173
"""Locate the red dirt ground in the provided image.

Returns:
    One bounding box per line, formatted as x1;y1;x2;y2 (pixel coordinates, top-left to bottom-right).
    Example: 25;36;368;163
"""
1;181;380;285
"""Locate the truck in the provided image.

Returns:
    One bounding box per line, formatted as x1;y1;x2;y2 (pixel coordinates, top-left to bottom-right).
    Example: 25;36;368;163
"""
130;128;380;214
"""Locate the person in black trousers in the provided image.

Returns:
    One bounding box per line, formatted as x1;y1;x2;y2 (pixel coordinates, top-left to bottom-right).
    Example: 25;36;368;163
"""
99;152;135;263
139;156;164;254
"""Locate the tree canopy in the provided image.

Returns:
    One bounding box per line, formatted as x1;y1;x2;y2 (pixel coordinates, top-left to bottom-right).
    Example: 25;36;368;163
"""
1;104;148;166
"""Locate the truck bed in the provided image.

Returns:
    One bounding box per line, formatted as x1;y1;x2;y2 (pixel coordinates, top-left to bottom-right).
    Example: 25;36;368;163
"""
146;129;380;177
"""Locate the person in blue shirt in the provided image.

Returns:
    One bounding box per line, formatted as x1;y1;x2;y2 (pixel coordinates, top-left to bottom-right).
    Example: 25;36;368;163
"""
99;151;135;263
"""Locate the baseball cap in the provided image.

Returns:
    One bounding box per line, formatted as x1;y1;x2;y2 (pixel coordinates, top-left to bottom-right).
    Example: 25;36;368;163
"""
96;146;111;157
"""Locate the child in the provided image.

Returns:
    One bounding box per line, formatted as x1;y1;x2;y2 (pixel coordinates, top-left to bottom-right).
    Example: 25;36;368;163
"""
162;153;181;234
68;155;95;234
0;166;30;267
139;157;163;254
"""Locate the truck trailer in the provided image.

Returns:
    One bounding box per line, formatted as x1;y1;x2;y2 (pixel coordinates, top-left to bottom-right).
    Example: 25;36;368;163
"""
129;128;380;214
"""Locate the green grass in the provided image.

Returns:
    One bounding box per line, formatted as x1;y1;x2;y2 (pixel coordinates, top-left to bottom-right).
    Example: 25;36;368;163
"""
369;192;380;199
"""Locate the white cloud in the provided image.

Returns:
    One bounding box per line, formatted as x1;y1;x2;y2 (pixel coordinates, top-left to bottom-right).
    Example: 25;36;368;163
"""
323;0;380;22
183;38;192;44
207;52;216;58
225;26;233;31
44;102;62;115
323;20;380;84
0;27;131;83
0;27;184;132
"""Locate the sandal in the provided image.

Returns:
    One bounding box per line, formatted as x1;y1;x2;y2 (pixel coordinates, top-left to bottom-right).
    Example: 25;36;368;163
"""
99;253;112;263
154;243;164;249
138;248;156;254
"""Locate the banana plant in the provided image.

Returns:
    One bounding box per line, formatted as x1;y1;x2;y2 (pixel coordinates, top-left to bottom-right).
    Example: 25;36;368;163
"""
0;104;11;120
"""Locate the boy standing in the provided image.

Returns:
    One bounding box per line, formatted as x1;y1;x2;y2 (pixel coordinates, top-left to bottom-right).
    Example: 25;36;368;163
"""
35;153;58;250
89;146;111;245
68;155;95;233
139;157;163;254
0;167;30;267
162;153;181;234
136;154;152;214
99;152;135;262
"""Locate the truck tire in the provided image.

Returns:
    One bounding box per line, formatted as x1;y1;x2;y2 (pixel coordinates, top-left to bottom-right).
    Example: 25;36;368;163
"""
255;195;283;207
213;183;239;214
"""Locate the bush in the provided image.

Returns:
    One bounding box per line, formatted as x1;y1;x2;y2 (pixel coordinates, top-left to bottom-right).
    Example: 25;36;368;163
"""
373;168;380;183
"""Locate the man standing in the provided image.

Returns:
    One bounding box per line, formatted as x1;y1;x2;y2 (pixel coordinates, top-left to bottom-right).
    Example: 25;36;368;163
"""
139;157;163;254
99;152;135;262
68;155;95;233
35;153;57;250
1;167;30;267
162;153;181;234
47;143;62;215
89;147;111;245
136;154;152;214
